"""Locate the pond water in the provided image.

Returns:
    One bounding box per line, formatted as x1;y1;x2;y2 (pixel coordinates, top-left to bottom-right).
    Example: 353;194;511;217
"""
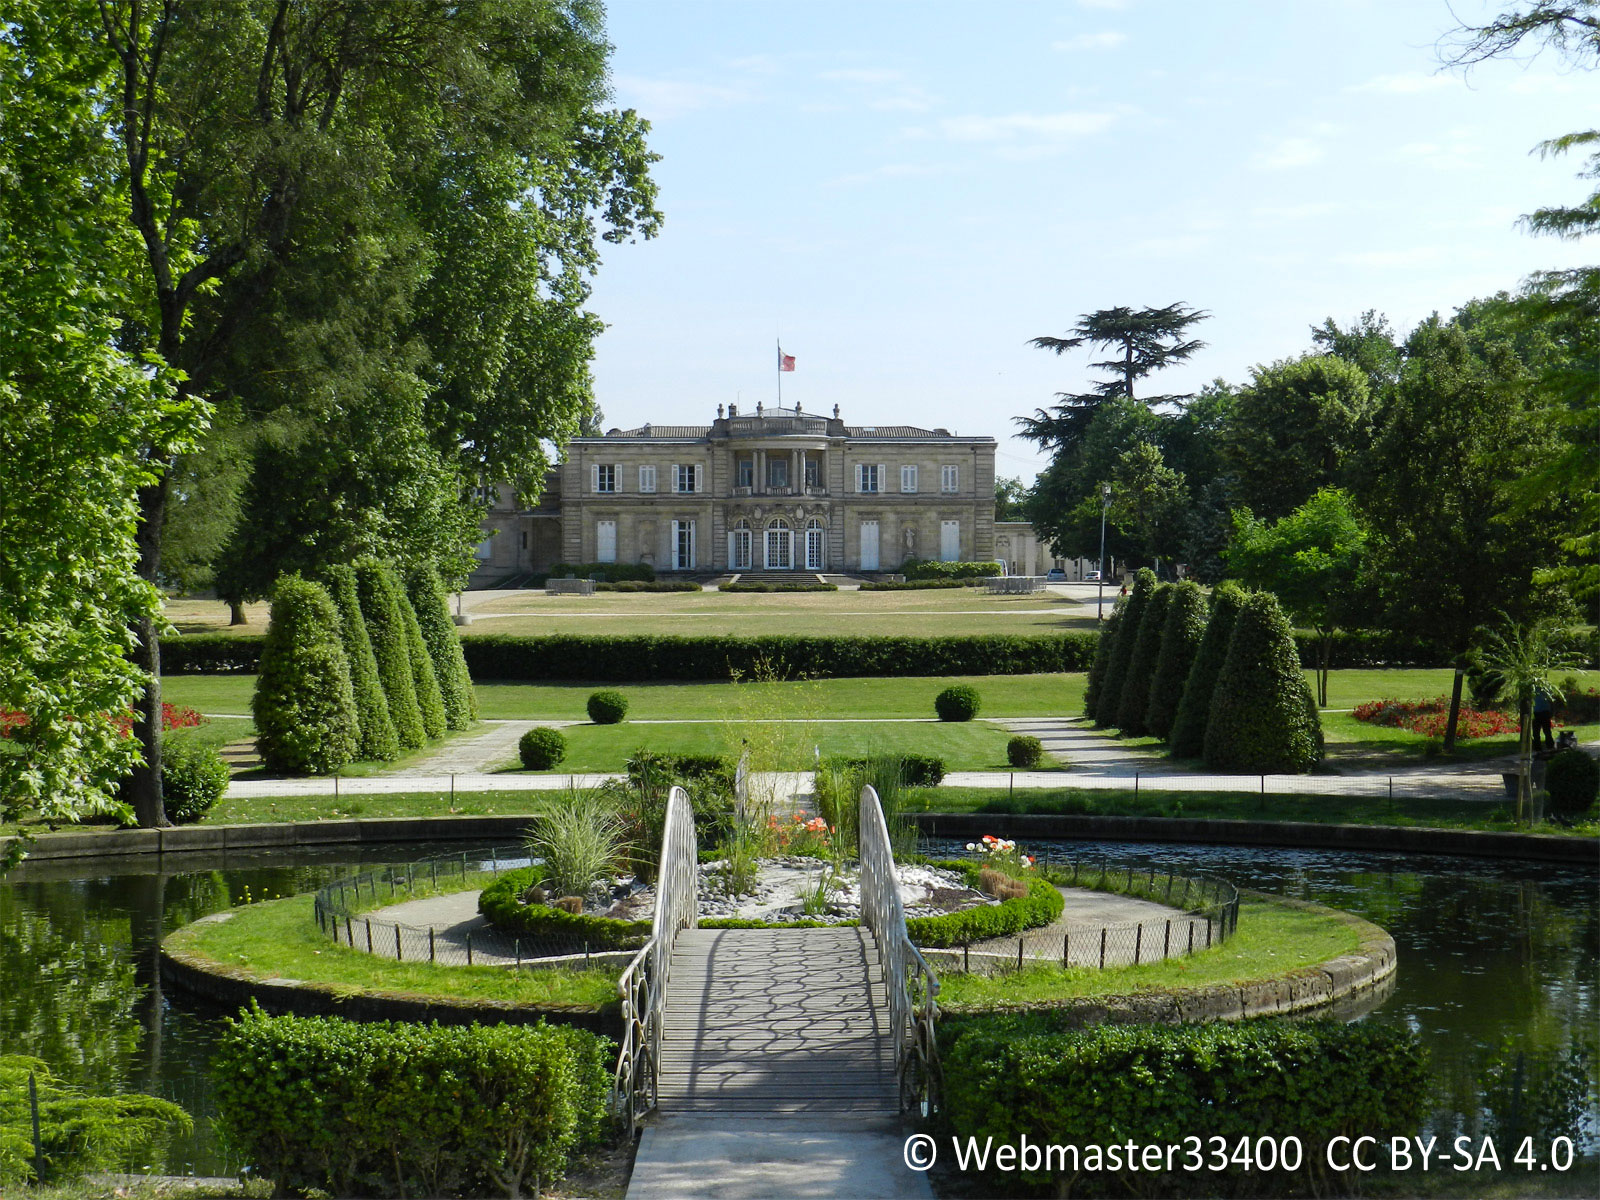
1;838;1595;1187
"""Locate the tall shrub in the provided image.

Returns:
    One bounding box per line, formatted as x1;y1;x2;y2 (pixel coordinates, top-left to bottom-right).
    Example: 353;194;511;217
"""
1081;610;1123;719
1145;581;1209;740
1204;590;1324;773
1094;568;1156;726
1115;583;1171;735
405;563;478;731
398;589;447;740
353;559;425;750
1168;582;1245;759
326;564;398;761
252;575;358;774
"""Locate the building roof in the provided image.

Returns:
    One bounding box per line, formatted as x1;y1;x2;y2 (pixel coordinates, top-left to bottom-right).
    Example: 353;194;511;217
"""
604;424;711;438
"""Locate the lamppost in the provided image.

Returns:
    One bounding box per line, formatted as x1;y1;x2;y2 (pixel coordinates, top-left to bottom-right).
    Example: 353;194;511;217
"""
1096;482;1112;620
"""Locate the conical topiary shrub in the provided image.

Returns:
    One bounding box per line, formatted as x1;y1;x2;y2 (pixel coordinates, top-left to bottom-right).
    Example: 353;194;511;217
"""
1168;582;1245;760
405;563;478;731
1146;581;1209;741
1095;568;1156;727
1082;609;1124;718
354;558;426;750
1116;583;1172;735
1203;590;1323;773
252;574;358;775
397;587;447;741
326;564;399;761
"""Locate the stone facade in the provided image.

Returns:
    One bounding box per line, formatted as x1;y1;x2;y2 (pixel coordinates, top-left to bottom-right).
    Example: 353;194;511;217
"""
469;404;997;582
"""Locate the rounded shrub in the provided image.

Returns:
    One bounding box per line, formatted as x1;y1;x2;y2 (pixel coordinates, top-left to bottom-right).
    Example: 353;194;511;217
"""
353;559;426;750
519;726;568;770
1146;581;1209;742
1203;590;1324;774
1006;735;1043;768
325;564;399;762
587;690;628;725
252;574;359;775
162;737;229;823
1116;583;1172;735
935;684;980;722
1545;749;1598;818
1095;568;1156;726
1168;582;1245;760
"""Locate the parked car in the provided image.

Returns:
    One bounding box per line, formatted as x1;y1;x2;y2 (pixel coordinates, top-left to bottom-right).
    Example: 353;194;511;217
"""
1045;568;1067;581
1084;570;1101;581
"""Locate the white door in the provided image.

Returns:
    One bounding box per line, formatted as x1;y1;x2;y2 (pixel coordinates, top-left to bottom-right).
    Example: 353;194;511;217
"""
805;522;825;571
729;523;752;570
596;520;616;564
859;520;879;571
940;520;960;562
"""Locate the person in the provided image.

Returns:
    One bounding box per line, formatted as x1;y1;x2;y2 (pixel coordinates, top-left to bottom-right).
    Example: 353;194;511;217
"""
1531;686;1555;753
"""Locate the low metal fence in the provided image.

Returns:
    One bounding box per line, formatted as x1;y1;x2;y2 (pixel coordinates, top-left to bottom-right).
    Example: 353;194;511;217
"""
311;845;636;968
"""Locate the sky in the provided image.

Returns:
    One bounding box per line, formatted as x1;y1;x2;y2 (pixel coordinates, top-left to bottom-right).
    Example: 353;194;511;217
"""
585;0;1592;485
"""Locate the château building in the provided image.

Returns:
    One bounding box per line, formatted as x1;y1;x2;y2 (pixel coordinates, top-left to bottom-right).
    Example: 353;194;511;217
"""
470;403;998;582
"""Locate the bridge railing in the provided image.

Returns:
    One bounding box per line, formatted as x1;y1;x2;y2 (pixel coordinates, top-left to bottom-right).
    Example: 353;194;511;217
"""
858;784;942;1117
615;784;697;1133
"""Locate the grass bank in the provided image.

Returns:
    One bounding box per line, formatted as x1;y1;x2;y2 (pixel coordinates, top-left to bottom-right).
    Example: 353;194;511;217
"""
936;895;1362;1010
165;893;619;1008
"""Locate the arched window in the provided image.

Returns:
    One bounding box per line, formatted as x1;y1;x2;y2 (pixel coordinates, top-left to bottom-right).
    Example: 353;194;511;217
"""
764;517;792;570
729;518;752;570
805;518;825;571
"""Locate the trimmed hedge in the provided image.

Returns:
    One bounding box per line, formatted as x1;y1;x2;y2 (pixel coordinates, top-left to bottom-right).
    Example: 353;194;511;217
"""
354;559;426;751
163;633;264;674
1006;735;1043;768
626;750;737;789
906;865;1063;948
462;633;1096;681
251;575;358;775
326;565;399;761
596;580;701;592
1095;568;1155;725
1204;590;1324;773
519;727;567;770
587;690;628;724
1145;580;1208;741
161;737;229;824
935;684;980;722
904;560;1003;580
857;578;973;591
397;587;447;741
939;1017;1428;1198
479;867;650;948
1115;583;1172;735
406;563;479;731
549;561;654;583
830;753;946;787
211;1008;609;1199
1081;610;1122;719
1168;581;1244;760
719;581;838;592
1545;748;1598;818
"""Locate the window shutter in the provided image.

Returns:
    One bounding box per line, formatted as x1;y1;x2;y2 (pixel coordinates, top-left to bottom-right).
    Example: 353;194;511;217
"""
591;463;599;492
670;463;679;492
695;463;703;493
879;464;887;493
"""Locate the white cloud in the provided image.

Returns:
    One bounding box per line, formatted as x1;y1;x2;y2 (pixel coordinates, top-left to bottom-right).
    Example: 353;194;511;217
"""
1052;31;1127;51
1252;135;1325;170
936;111;1117;142
1393;129;1480;171
820;67;938;114
1347;72;1452;95
614;75;748;119
1506;74;1587;95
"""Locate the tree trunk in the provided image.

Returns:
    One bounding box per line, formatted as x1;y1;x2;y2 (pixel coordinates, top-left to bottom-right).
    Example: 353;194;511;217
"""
1442;664;1466;753
127;473;173;829
1316;628;1332;708
1516;694;1533;824
228;599;246;625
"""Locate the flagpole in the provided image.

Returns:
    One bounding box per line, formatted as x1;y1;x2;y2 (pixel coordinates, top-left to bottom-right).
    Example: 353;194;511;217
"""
776;337;782;409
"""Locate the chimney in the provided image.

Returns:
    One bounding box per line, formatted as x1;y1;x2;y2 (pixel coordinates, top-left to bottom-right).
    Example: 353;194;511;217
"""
729;403;738;417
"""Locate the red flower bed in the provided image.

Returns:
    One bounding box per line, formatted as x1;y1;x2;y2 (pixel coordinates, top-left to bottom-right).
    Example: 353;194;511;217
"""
1353;696;1518;740
1;703;207;738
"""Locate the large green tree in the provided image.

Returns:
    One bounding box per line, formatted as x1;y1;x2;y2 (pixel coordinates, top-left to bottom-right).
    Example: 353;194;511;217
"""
72;0;659;825
0;0;201;840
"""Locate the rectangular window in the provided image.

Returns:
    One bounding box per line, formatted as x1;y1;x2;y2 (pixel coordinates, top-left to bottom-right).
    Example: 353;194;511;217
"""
900;465;918;493
804;458;820;490
941;465;959;493
857;463;879;494
593;463;616;493
674;463;699;493
638;465;657;493
672;519;696;570
736;459;754;489
768;458;788;489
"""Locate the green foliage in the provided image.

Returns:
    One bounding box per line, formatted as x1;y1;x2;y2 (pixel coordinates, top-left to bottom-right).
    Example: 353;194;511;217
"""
1115;583;1172;734
0;1055;192;1186
1006;736;1044;768
1168;582;1245;759
519;727;568;770
719;581;839;592
938;1018;1427;1197
825;754;946;787
211;1008;610;1199
595;580;701;592
479;868;650;948
1081;610;1122;718
935;684;981;721
626;750;736;791
161;737;229;825
405;563;479;731
325;565;400;761
397;588;447;741
354;559;427;751
857;578;972;591
251;575;358;775
527;790;625;899
1095;568;1156;725
1545;749;1599;817
1145;581;1208;739
1108;443;1188;561
1478;1042;1592;1148
587;690;629;724
903;560;1004;580
906;867;1064;948
549;561;655;583
460;633;1097;681
1204;590;1324;773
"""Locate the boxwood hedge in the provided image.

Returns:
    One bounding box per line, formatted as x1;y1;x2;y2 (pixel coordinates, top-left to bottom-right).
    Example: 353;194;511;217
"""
905;863;1063;948
479;868;650;949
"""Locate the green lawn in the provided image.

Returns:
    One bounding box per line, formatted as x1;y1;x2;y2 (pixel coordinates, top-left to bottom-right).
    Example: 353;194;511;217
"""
916;785;1600;837
936;895;1363;1010
164;893;620;1008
